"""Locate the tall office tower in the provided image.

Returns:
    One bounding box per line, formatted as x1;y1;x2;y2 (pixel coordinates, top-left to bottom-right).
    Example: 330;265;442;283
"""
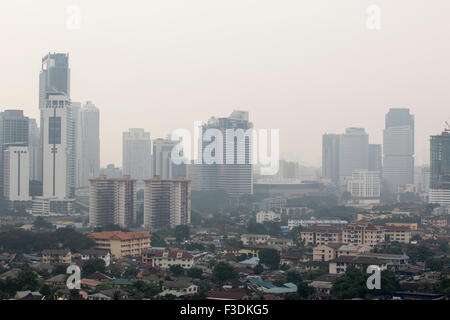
3;145;31;203
28;118;41;182
383;108;415;193
41;94;74;199
368;144;382;173
80;101;100;187
194;110;253;198
152;137;187;180
322;134;340;184
89;175;137;228
39;53;70;109
71;102;82;189
39;53;70;185
143;177;190;231
429;130;450;207
123;128;151;180
347;169;381;204
339;128;369;185
0;110;29;198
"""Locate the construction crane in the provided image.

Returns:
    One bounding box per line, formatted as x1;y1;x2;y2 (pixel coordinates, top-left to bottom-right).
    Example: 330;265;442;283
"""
446;120;450;132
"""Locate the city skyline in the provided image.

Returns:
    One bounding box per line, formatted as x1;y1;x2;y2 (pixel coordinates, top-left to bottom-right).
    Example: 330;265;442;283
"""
1;1;449;167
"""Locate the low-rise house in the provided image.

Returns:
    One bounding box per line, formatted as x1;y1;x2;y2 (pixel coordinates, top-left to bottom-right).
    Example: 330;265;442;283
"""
266;237;294;248
14;291;44;300
342;220;385;247
79;249;111;267
0;268;21;281
241;234;270;246
329;256;387;274
247;277;297;295
88;293;112;300
88;231;151;258
143;248;194;269
43;274;67;287
356;252;409;270
300;226;343;246
256;211;281;224
206;288;251;300
313;243;343;262
160;280;198;297
41;249;72;265
309;274;340;297
337;243;372;257
384;226;412;244
84;271;114;282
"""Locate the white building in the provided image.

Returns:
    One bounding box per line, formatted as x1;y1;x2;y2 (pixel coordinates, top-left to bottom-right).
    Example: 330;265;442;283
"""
41;94;74;199
288;218;348;230
3;145;31;202
347;169;380;204
256;211;281;224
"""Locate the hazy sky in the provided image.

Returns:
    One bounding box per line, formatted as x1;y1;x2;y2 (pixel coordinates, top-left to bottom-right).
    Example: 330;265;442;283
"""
1;0;449;167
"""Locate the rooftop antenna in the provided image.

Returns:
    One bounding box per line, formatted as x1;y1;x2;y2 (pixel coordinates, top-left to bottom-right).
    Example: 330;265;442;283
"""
445;120;450;132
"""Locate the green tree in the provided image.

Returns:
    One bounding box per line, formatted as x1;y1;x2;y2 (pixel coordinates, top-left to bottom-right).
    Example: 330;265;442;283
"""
17;264;39;291
213;262;237;283
169;265;185;277
253;264;264;275
187;267;203;278
81;258;106;277
174;225;190;242
259;248;280;270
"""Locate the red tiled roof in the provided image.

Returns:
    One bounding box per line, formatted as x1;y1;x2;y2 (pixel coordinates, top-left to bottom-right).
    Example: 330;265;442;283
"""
89;231;151;241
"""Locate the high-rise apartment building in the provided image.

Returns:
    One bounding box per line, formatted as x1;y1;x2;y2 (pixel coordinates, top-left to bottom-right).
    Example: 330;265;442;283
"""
322;134;340;184
143;177;190;231
429;130;450;207
339;128;369;185
0;110;29;199
383;108;415;193
89;175;137;228
123;128;151;180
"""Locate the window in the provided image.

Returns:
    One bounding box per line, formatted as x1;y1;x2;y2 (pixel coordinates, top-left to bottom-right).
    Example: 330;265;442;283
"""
49;116;61;144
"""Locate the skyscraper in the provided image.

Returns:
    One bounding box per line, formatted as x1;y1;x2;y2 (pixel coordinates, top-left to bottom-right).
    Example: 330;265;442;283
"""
28;118;41;182
153;137;187;180
123;128;151;180
40;94;74;199
339;128;369;185
383;108;415;193
39;53;70;109
80;101;100;187
143;177;190;231
192;110;253;198
429;130;450;207
89;175;137;228
368;144;382;173
0;110;29;198
39;53;70;186
322;134;340;184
